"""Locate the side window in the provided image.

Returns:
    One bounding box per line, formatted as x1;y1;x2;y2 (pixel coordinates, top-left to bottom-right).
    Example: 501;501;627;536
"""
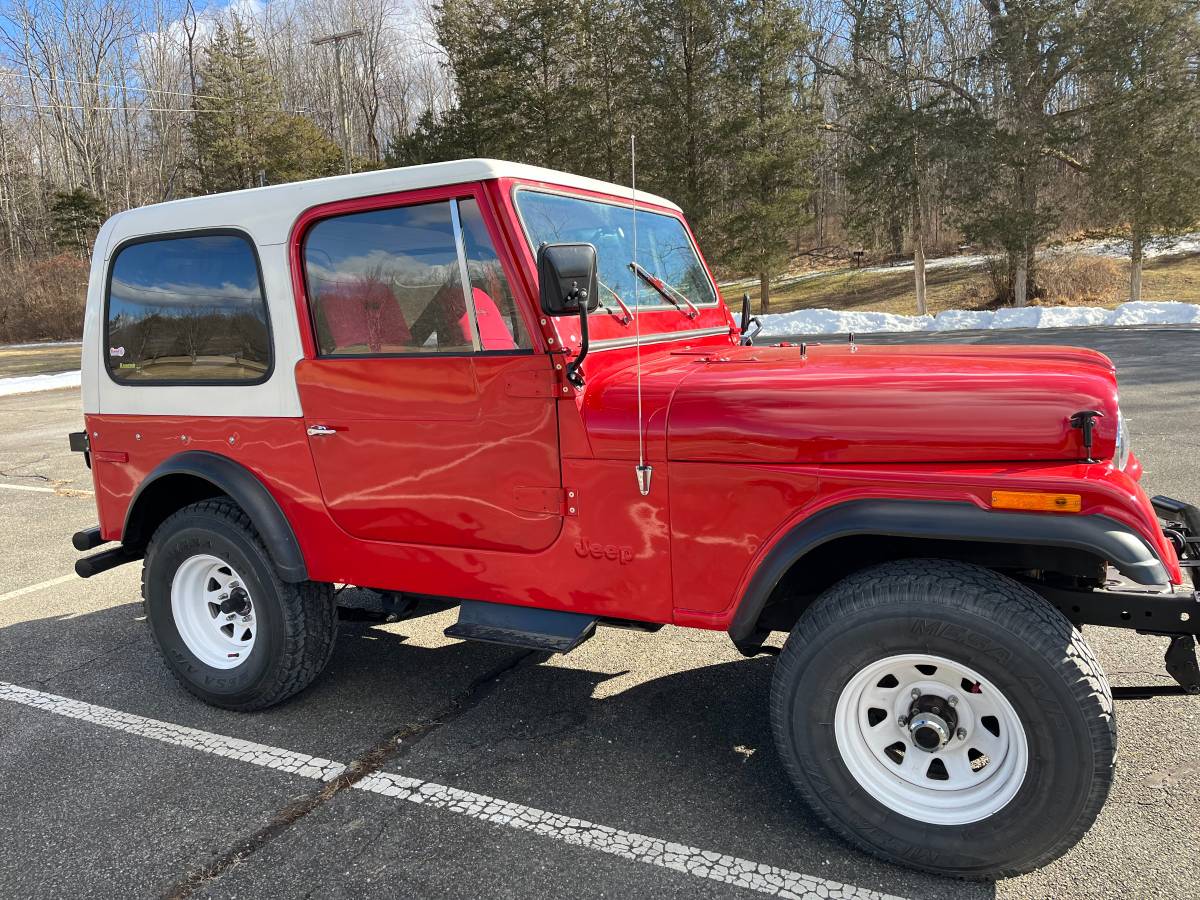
458;198;530;351
303;198;529;356
106;233;270;383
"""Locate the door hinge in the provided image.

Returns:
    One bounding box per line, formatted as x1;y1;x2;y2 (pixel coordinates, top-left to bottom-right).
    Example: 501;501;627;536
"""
514;486;578;516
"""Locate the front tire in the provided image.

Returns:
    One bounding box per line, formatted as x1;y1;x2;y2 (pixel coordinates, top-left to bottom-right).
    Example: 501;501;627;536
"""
143;498;337;711
770;559;1115;879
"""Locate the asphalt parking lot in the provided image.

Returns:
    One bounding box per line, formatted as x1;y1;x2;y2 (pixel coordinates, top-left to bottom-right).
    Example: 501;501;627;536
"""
1;325;1198;900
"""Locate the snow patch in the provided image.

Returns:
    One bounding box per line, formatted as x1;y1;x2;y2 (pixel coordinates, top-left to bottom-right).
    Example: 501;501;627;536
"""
1084;233;1200;261
0;371;82;397
1106;300;1200;326
758;308;934;335
0;340;82;350
758;301;1200;337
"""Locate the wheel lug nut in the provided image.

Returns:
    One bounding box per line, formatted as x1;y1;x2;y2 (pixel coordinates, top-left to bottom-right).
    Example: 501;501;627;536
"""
910;688;921;699
897;715;908;727
948;696;958;707
956;727;967;740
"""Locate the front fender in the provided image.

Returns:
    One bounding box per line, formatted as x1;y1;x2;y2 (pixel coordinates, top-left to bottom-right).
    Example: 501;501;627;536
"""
727;499;1169;643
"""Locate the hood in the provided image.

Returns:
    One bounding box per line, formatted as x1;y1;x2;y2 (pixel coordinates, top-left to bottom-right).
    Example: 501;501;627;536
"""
659;343;1121;465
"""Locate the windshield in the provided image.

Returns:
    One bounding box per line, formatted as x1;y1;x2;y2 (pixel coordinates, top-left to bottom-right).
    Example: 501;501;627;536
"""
514;189;718;313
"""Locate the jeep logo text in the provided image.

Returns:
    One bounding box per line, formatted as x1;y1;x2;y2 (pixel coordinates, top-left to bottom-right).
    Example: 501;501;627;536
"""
574;539;633;565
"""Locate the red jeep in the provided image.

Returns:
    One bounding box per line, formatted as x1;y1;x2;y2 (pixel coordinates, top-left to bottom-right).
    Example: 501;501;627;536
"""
70;159;1200;879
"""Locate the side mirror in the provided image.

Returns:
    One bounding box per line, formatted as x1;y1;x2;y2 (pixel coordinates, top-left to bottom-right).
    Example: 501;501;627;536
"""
739;291;762;345
537;242;600;316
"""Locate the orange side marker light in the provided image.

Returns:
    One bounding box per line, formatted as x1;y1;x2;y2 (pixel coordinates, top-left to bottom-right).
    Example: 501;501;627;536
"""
991;491;1082;513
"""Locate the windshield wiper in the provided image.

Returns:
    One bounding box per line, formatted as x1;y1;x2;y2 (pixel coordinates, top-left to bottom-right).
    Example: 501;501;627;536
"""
596;279;633;325
628;262;700;319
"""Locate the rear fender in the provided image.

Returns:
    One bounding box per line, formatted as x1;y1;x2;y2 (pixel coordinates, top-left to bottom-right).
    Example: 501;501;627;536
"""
123;450;307;582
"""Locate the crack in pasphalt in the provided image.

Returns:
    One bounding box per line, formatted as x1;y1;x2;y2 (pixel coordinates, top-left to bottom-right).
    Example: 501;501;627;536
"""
161;649;538;899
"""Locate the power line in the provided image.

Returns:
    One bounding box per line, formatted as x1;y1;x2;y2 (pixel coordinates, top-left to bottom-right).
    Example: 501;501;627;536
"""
6;101;330;115
0;69;228;102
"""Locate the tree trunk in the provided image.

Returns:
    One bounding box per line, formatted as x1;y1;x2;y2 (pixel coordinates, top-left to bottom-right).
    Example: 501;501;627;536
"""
759;272;770;314
913;239;927;316
1130;224;1143;302
1013;253;1028;307
912;189;927;316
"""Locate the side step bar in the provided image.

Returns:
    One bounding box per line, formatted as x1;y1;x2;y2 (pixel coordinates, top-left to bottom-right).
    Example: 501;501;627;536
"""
445;601;597;653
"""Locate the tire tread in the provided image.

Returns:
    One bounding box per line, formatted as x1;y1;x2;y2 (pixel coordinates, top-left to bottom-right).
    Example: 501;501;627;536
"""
142;497;336;711
769;558;1115;879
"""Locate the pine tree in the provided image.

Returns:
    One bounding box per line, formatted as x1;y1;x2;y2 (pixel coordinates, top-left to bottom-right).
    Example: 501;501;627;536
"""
576;0;635;182
190;18;340;193
1084;0;1200;300
839;0;950;315
715;0;815;312
630;0;729;226
48;186;105;254
434;0;587;170
942;0;1087;307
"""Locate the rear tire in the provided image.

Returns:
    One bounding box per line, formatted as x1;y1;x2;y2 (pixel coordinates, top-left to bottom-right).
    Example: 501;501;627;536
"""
770;559;1115;879
142;498;336;711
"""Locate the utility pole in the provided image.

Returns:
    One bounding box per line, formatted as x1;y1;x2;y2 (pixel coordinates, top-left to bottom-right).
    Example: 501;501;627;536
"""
311;29;363;174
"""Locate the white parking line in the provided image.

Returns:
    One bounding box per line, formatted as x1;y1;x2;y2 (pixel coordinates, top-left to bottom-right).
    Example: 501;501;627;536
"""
0;573;79;602
0;482;93;495
0;681;903;900
353;771;903;898
0;682;345;779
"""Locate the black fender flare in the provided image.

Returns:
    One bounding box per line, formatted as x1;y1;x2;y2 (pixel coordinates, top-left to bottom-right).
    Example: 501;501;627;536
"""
123;450;308;582
728;499;1168;643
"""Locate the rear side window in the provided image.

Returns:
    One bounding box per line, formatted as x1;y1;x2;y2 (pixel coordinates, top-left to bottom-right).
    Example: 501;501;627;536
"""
105;233;271;383
303;198;529;356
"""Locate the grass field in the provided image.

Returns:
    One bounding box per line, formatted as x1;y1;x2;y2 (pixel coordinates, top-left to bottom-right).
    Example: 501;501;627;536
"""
0;343;81;378
733;251;1200;316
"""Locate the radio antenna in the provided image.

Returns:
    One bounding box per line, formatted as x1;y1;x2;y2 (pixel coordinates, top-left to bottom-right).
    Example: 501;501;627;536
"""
631;135;652;496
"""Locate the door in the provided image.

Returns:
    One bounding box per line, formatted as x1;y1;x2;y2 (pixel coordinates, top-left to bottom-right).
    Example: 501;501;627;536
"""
294;190;563;554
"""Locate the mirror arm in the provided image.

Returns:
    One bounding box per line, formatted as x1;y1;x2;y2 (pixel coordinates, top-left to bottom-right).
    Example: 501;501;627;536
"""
739;291;762;345
565;289;590;388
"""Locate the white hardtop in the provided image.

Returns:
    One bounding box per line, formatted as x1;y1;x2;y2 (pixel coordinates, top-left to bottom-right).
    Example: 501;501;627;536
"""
100;158;680;253
82;159;682;418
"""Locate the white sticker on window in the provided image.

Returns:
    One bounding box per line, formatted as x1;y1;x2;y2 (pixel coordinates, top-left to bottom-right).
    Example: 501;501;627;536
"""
109;346;125;357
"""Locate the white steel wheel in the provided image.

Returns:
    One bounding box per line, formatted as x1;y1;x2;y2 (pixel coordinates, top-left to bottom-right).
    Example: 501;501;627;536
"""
170;554;258;670
834;653;1029;826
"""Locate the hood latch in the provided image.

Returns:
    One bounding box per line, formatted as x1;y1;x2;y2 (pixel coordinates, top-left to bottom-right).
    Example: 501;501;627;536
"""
1070;409;1105;461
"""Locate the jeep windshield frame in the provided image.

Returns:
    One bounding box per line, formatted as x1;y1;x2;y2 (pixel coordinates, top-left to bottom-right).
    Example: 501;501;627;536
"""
512;187;720;317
